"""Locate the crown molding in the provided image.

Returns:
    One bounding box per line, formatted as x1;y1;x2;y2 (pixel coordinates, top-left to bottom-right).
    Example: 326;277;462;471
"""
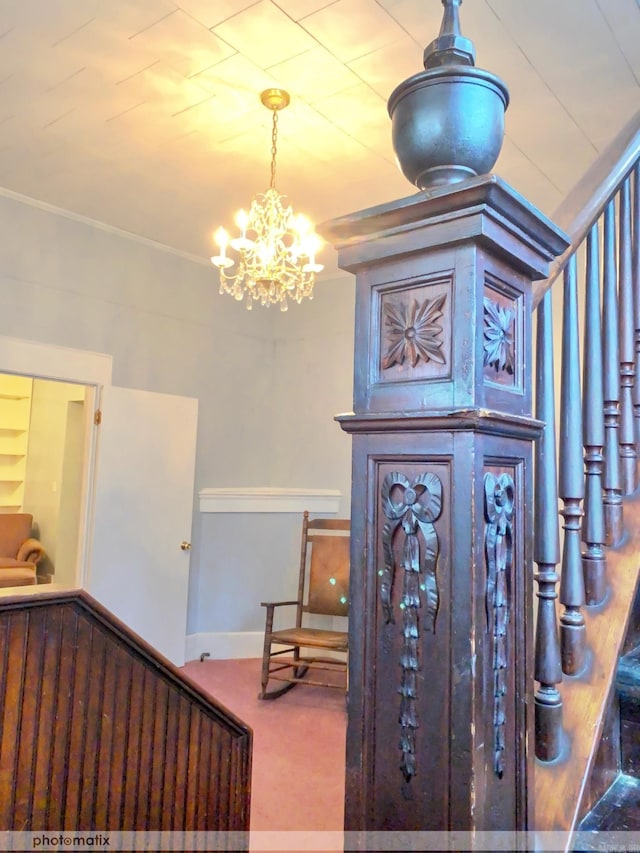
0;185;211;268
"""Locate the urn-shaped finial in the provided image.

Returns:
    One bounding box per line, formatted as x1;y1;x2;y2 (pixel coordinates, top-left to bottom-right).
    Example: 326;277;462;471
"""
388;0;509;189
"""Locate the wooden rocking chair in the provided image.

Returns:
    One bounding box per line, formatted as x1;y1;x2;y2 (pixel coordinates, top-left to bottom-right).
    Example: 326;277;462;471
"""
258;511;349;700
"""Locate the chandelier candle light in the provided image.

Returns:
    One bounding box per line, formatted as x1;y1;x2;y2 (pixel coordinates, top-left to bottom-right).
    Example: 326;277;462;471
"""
211;89;323;311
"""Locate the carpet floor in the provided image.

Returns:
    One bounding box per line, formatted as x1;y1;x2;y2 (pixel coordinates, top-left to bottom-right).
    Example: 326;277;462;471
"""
182;657;346;836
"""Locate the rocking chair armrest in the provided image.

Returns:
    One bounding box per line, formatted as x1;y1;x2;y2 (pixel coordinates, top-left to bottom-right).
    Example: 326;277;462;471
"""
260;600;299;609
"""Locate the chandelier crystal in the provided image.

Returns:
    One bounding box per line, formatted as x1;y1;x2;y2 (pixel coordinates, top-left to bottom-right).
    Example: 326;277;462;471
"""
211;89;323;312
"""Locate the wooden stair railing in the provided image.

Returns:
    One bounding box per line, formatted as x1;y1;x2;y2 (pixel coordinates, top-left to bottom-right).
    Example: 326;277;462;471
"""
532;109;640;838
0;587;251;844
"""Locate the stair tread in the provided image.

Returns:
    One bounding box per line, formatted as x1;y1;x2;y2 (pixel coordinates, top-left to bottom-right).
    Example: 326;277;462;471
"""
578;774;640;833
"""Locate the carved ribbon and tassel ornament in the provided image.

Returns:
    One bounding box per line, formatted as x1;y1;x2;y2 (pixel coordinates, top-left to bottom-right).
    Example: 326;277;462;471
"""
380;471;443;782
483;471;515;779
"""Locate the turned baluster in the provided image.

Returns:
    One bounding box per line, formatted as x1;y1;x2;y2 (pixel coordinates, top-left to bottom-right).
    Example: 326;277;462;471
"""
582;223;607;605
602;199;624;545
633;164;640;449
559;254;586;676
534;290;563;760
618;176;637;495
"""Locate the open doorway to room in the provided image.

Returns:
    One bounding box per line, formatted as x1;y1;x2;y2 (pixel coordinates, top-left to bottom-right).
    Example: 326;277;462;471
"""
0;335;112;588
0;371;94;586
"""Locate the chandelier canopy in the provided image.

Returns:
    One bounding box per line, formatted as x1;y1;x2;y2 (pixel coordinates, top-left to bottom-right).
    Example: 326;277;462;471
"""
211;89;323;312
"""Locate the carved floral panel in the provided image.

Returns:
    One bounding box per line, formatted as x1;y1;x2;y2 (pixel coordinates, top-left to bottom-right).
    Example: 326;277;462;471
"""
377;279;452;384
483;278;521;391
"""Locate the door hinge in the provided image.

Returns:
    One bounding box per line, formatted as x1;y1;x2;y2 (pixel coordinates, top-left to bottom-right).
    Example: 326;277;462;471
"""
94;409;102;425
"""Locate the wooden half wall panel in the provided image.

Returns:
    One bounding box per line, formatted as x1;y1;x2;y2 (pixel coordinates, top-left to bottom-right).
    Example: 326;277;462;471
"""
0;589;251;834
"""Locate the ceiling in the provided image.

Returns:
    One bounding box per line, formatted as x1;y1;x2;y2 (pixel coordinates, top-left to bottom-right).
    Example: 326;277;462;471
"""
0;0;638;277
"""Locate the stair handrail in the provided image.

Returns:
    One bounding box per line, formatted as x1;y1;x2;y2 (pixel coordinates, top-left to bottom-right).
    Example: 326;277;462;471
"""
532;108;640;309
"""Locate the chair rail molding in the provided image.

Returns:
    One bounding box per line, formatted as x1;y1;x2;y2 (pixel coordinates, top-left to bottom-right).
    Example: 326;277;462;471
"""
198;487;342;515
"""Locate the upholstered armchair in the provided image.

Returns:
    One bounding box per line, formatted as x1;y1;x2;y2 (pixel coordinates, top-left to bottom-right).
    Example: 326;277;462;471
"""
0;513;45;588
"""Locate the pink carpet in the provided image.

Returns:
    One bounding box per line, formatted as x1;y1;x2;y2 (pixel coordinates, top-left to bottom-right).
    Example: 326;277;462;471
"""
182;657;346;835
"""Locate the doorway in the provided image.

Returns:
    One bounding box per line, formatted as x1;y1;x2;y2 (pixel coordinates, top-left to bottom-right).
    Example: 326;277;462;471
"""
0;335;198;665
0;335;112;586
0;371;93;585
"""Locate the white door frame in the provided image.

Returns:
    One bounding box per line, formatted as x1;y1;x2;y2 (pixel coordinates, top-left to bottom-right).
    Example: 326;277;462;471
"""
0;335;112;585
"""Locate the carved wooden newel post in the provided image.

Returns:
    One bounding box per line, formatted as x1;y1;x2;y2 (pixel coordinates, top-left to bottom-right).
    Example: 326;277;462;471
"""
319;1;570;842
323;179;568;839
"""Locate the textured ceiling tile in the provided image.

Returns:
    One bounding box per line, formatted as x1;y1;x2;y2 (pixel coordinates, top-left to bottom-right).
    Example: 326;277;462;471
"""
312;83;387;137
115;61;215;114
301;0;408;63
311;84;394;164
371;0;441;54
1;0;103;44
128;9;236;77
272;0;336;21
212;0;317;68
27;67;119;129
189;53;280;119
43;21;158;85
0;0;631;264
487;0;639;144
0;74;45;122
163;94;223;137
209;110;268;146
0;29;86;85
98;0;182;38
347;37;423;101
597;0;640;81
176;0;262;29
268;46;363;100
280;110;375;167
496;135;563;217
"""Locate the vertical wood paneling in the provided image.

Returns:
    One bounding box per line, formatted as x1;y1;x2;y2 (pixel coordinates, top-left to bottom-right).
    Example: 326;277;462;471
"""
122;658;145;827
0;593;251;837
162;690;180;830
197;718;213;830
135;670;158;827
106;646;134;828
0;611;28;826
185;706;201;829
149;679;169;824
31;607;64;830
172;696;191;828
79;627;107;828
0;612;12;822
47;607;79;828
94;640;118;827
63;615;93;828
0;613;20;826
13;608;47;828
219;729;232;830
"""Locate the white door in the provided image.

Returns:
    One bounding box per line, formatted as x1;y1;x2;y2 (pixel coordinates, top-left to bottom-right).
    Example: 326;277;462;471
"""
85;385;198;666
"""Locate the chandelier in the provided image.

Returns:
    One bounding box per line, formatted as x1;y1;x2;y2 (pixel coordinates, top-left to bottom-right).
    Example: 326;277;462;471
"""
211;88;323;312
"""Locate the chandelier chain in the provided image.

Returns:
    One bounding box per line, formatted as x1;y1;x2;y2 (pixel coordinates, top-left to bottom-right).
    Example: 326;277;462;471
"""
270;109;278;190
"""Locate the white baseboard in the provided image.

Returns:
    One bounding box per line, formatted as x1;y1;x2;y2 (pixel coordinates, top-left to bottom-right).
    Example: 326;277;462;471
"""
185;631;264;662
